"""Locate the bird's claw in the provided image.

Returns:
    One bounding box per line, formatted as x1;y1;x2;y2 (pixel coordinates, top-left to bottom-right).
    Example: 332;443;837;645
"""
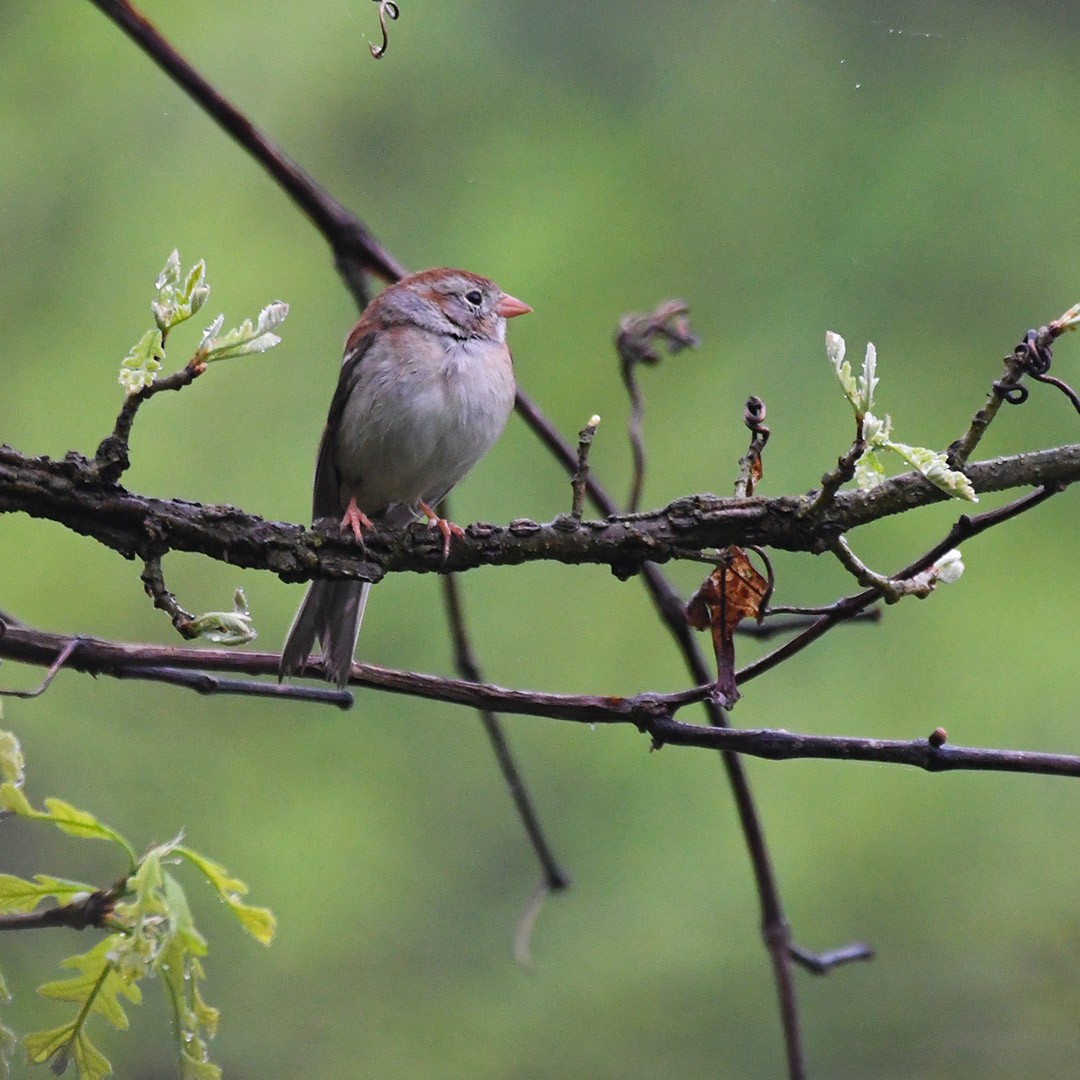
418;500;464;562
341;498;374;546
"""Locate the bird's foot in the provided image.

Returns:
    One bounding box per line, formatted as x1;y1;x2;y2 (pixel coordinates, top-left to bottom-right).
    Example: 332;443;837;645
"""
418;500;464;562
340;498;374;545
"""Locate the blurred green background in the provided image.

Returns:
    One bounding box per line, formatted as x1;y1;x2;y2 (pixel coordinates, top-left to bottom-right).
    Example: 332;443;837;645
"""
2;2;1080;1077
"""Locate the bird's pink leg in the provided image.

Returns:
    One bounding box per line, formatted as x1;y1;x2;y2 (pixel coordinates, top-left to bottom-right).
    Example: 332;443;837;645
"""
418;500;464;561
341;497;374;544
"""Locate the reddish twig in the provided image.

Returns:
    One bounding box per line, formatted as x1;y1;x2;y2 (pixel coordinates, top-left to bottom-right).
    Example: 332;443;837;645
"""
4;621;1080;778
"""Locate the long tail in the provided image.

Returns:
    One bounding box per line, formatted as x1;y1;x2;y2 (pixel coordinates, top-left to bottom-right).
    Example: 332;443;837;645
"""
279;580;370;688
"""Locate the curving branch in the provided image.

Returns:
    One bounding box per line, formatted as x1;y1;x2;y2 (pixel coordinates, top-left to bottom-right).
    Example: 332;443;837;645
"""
4;621;1080;780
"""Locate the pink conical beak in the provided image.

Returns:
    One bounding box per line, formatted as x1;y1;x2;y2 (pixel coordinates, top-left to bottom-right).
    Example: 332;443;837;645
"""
496;292;532;318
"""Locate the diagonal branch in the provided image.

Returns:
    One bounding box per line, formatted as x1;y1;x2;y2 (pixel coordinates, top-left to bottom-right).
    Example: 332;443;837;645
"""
85;0;406;303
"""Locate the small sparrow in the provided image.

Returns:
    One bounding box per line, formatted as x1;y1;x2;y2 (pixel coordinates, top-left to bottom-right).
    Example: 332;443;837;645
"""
279;268;531;686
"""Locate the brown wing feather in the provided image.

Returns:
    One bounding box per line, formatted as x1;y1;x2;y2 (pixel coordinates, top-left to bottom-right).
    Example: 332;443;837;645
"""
311;331;376;521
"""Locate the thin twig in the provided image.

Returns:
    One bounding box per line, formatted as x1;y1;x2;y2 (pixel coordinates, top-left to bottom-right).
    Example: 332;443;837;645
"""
368;0;400;59
5;621;1080;778
0;618;351;707
615;300;698;512
829;537;932;602
140;555;197;638
804;418;866;516
788;942;875;974
734;396;770;498
0;886;121;933
743;610;881;636
94;363;203;484
570;415;601;519
950;308;1080;467
0;636;82;698
739;484;1064;686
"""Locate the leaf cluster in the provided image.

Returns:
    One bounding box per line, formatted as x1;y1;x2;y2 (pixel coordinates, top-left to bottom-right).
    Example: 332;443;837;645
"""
0;726;275;1080
118;251;288;397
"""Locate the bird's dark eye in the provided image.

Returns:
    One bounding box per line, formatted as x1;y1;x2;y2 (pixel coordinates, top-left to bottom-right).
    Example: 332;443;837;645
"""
464;289;483;307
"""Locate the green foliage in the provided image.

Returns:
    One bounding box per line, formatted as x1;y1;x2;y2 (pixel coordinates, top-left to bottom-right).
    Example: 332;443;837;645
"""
0;875;95;914
117;251;288;395
152;250;210;334
188;588;258;646
0;727;23;787
117;329;164;397
194;302;289;364
0;971;14;1080
827;331;978;502
826;330;878;417
0;730;274;1080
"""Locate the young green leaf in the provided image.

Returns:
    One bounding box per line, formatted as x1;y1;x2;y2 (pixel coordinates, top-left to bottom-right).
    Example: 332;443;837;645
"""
155;249;181;294
827;336;976;502
152;252;210;332
883;441;978;502
156;876;219;1080
118;329;164;397
853;449;887;490
42;800;137;862
826;331;877;417
1053;301;1080;333
0;730;24;787
25;937;140;1080
0;874;94;915
188;589;256;646
0;781;33;818
0;783;137;867
174;847;276;946
109;852;170;981
195;302;288;364
38;939;142;1031
23;1020;111;1080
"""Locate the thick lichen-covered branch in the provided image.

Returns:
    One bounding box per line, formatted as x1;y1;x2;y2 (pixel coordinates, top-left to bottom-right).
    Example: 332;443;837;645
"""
1;443;1077;585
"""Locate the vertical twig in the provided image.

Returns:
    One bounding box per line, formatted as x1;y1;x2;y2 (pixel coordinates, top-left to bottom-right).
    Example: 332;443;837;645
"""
734;396;770;498
615;300;698;512
570;415;601;519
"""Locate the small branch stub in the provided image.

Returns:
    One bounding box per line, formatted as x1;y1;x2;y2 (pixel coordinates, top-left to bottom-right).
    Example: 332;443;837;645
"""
570;415;601;519
735;395;770;498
